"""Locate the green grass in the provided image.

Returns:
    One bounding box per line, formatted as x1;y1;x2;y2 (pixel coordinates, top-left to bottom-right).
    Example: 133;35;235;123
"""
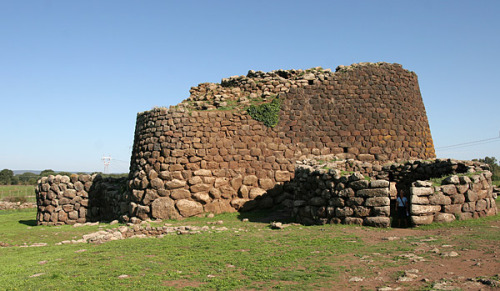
0;185;36;203
1;207;499;290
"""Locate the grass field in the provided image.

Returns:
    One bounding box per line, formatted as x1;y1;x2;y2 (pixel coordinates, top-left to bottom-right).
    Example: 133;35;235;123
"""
0;185;36;203
0;201;499;290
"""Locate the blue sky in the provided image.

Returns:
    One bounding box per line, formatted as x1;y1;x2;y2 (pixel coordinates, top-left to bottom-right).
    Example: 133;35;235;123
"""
1;1;499;173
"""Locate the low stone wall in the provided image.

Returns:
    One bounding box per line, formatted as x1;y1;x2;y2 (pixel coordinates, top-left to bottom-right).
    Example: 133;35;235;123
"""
291;159;498;227
410;172;498;225
35;174;127;225
291;165;391;227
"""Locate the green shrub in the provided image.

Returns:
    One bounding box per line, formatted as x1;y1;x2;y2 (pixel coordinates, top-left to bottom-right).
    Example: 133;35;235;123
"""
247;97;282;127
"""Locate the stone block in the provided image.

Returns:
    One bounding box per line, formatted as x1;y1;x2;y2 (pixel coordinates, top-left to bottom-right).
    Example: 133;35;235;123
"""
353;206;371;217
349;180;369;190
330;197;346;207
249;187;266;199
443;204;462;214
364;197;390;207
136;205;150;220
434;212;456;223
428;193;451;205
370;180;389;188
410;187;434;196
166;179;186;190
450;194;465;204
259;178;275;190
465;190;478;202
335;207;353;217
356;188;389;197
176;199;203;217
372;206;390;216
343;217;363;225
171;189;190;200
441;185;457;195
411;204;441;215
150;178;165;190
193;192;210;204
410;195;429;205
364;216;390;227
151;197;179;220
191;184;211;193
411;215;433;225
475;199;487;212
194;169;212;176
275;171;291;182
63;189;76;198
243;175;258;186
143;189;159;205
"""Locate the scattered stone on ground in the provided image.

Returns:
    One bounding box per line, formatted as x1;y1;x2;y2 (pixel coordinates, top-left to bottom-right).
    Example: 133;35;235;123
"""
29;273;45;278
56;224;232;245
348;276;364;282
118;274;130;279
441;251;459;257
0;201;36;210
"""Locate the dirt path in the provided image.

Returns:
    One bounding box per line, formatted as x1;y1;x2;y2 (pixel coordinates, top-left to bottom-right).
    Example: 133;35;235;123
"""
332;220;500;290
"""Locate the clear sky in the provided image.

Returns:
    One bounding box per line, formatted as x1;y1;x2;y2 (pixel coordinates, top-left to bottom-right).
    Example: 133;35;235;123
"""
1;0;499;173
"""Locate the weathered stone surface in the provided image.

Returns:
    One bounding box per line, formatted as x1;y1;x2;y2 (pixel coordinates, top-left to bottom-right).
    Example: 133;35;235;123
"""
242;175;258;186
434;213;456;223
370;180;389;188
151;197;178;220
275;171;291;182
364;197;390;207
249;187;266;199
349;180;369;190
166;179;186;190
364;216;390;227
410;187;434;196
356;188;388;197
411;215;433;225
150;178;165;190
171;189;190;200
343;217;363;225
335;207;353;217
411;205;441;215
475;199;487;212
259;178;275;190
441;185;457;195
443;204;462;214
176;199;203;217
410;195;429;205
428;193;451;205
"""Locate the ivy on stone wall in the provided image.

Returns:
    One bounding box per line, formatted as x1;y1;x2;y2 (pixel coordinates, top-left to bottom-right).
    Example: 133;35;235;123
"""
247;97;282;127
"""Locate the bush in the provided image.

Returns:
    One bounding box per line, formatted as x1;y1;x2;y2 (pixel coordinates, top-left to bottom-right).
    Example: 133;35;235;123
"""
247;97;282;127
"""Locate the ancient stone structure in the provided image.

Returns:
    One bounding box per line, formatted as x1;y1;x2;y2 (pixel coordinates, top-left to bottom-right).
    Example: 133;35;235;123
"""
35;62;496;227
291;159;497;227
36;174;128;225
127;62;435;221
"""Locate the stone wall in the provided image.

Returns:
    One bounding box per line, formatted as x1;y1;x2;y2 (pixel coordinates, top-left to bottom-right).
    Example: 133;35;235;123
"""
290;159;497;227
35;174;127;225
128;62;436;220
410;173;497;225
291;165;391;227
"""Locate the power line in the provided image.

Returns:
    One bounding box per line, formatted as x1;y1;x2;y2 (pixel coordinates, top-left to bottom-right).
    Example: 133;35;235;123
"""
436;132;500;151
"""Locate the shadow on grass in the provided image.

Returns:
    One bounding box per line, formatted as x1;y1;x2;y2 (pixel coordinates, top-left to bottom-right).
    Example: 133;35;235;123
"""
19;219;37;226
237;206;294;224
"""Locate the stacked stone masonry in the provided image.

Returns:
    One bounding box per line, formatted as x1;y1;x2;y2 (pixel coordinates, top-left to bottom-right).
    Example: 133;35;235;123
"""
36;174;128;225
127;62;435;221
37;62;494;227
291;158;497;227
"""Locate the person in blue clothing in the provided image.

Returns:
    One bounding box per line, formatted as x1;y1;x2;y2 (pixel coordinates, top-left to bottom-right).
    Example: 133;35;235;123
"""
396;190;409;227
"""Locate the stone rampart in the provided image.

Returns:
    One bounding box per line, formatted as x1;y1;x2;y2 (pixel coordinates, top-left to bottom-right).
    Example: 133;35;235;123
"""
128;63;435;220
35;174;127;225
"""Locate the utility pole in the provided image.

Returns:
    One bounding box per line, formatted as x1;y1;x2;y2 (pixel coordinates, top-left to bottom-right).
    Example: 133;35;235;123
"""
102;155;112;174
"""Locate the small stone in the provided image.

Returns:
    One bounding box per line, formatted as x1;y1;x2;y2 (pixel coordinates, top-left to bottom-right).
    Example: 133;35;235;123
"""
242;218;249;222
349;276;364;282
118;274;130;279
29;273;45;278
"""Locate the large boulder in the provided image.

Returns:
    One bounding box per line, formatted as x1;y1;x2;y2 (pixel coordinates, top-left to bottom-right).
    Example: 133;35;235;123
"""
176;199;203;217
151;197;179;220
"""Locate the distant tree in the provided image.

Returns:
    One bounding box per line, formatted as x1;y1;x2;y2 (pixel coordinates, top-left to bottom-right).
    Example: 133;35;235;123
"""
39;169;56;177
16;172;39;185
0;169;14;185
476;156;500;181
